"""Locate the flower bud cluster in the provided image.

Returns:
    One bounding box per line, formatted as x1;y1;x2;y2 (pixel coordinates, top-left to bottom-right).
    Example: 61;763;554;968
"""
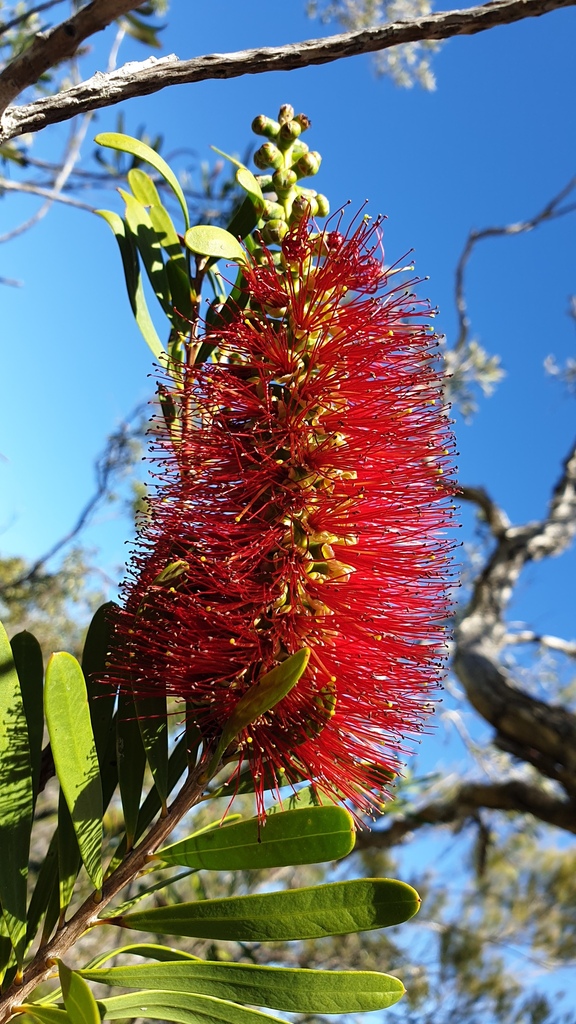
251;104;328;245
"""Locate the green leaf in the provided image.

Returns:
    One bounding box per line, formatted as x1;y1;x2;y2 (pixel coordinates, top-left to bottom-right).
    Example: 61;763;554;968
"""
116;690;147;849
10;630;43;803
120;189;172;317
224;197;259;248
18;1006;70;1024
57;790;81;917
99;991;287;1024
0;911;14;987
148;205;187;269
82;604;117;766
106;735;188;876
81;961;404;1013
209;648;310;772
115;878;420;941
95;209;166;362
135;695;168;814
155;806;355;871
127;168;162;207
166;257;193;322
26;830;58;947
0;620;34;965
236;167;264;210
59;961;101;1024
98;870;194;920
45;653;103;891
95;133;189;228
184;226;245;264
85;944;200;970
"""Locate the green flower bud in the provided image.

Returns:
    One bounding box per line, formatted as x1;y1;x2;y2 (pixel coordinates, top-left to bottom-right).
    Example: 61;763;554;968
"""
261;219;289;245
254;143;284;170
315;194;330;218
272;168;297;192
294;112;312;132
262;200;285;221
291;193;316;223
279;119;302;143
252;114;280;139
297;150;322;177
278;103;295;124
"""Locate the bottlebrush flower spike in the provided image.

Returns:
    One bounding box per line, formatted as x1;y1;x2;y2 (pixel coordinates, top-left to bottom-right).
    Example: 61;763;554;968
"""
105;213;456;818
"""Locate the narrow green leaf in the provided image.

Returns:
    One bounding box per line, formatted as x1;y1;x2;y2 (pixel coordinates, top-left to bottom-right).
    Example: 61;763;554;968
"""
224;197;259;247
98;870;193;920
85;944;200;970
95;133;189;228
116;690;146;849
45;653;103;891
116;878;420;941
99;990;286;1024
184;225;245;264
0;911;14;987
128;167;162;207
17;1006;70;1024
59;961;101;1024
148;204;187;269
96;209;166;362
236;167;264;209
0;621;34;965
57;790;81;917
156;806;355;871
120;189;173;316
209;649;310;772
166;257;193;321
26;830;58;947
82;604;117;767
106;734;188;876
81;961;405;1013
135;695;168;814
10;630;43;803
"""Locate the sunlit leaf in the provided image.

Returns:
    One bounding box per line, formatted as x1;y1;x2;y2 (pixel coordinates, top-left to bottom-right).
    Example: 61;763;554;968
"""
209;648;310;772
26;830;58;947
0;621;34;965
114;878;420;940
184;225;245;263
58;961;101;1024
155;806;355;870
99;990;287;1024
81;961;405;1013
82;604;117;767
128;167;162;206
18;1006;70;1024
116;689;147;849
95;209;166;362
57;791;81;917
85;944;200;970
10;630;43;803
98;870;194;920
95;134;189;228
120;188;172;316
135;695;168;814
45;653;103;891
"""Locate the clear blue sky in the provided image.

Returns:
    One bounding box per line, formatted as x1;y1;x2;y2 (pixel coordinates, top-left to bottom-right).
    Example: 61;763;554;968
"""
1;1;575;1012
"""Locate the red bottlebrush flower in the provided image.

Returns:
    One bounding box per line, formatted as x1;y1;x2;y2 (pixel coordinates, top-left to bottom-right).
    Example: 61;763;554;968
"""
105;215;456;817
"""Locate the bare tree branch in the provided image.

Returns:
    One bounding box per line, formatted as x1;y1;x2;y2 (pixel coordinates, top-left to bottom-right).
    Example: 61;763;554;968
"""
0;176;94;213
0;0;66;37
504;630;576;657
355;780;576;850
460;484;510;535
454;175;576;353
1;0;575;143
0;0;146;116
454;438;576;796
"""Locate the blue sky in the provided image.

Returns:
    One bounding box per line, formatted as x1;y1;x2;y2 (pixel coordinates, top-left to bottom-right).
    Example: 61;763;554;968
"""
1;1;575;1012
